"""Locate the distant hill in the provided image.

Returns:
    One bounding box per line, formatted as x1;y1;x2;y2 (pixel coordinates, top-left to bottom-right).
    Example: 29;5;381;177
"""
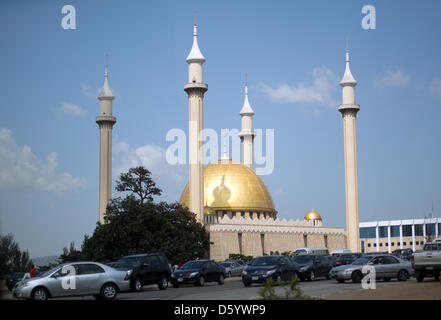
32;255;60;267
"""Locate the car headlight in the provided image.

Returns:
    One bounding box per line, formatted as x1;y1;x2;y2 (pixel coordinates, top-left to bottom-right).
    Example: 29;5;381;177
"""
17;282;30;288
171;273;176;278
266;269;276;276
343;269;353;274
189;272;199;277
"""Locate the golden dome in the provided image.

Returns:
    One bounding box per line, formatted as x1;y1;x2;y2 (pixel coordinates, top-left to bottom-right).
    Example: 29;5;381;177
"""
179;159;276;215
304;210;322;221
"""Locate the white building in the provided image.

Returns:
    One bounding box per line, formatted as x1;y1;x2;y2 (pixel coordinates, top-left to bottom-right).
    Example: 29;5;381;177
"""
359;217;441;253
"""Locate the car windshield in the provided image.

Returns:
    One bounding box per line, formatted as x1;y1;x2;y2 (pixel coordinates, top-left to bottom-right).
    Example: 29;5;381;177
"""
352;257;371;265
40;265;63;277
117;257;144;268
180;261;205;270
293;255;315;263
249;257;279;266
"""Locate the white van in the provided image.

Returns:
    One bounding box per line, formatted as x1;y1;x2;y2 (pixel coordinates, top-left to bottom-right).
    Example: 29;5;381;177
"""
291;247;329;256
330;249;351;256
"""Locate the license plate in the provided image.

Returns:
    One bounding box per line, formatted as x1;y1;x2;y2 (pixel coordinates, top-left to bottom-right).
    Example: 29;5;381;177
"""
178;278;183;282
252;276;258;281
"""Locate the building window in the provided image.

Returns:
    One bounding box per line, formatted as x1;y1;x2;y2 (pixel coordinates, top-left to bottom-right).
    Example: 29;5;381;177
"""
397;242;400;246
260;233;265;255
360;227;376;239
232;212;236;218
368;243;371;247
238;233;243;255
426;224;436;236
391;242;395;247
241;212;245;218
374;243;377;247
416;241;419;245
403;225;412;237
415;224;424;236
403;242;406;246
303;234;308;247
379;243;383;247
324;235;328;248
410;241;413;245
379;226;388;238
391;226;400;238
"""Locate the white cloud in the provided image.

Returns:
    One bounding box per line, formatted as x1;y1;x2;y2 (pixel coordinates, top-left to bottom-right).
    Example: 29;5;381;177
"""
260;66;338;108
113;142;186;202
81;83;100;100
0;128;87;193
429;77;441;103
52;103;86;117
373;68;410;89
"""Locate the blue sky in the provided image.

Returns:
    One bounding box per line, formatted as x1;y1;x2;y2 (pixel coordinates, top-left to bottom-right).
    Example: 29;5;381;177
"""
1;0;441;257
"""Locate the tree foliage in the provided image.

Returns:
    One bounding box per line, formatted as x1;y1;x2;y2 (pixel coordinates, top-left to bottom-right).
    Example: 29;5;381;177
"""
80;166;210;264
0;234;33;275
115;166;161;205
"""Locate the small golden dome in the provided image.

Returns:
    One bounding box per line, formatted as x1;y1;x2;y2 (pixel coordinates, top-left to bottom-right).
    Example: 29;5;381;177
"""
180;159;276;215
304;210;322;221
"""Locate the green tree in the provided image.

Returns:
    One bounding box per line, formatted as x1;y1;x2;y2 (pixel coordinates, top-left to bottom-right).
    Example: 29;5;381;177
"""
115;166;161;205
59;242;83;263
80;166;210;264
0;234;33;275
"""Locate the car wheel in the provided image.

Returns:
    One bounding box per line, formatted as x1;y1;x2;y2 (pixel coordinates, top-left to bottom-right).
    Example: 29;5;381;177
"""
31;287;49;301
243;281;251;287
132;277;142;292
416;270;425;282
397;270;409;281
309;271;315;281
218;274;225;285
351;271;362;283
158;275;169;290
101;283;118;300
196;276;205;287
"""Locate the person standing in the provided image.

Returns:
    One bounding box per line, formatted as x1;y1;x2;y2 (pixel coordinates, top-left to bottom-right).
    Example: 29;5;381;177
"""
30;265;37;278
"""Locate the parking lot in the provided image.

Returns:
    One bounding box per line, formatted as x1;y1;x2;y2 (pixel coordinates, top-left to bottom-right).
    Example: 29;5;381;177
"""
52;277;400;300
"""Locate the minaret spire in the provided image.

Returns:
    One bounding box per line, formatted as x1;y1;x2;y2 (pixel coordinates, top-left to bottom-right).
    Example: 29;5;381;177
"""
184;16;208;224
239;73;256;170
96;58;116;224
338;44;361;252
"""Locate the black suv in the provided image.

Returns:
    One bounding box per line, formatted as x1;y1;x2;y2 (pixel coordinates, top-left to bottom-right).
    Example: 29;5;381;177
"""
113;253;171;291
292;254;332;281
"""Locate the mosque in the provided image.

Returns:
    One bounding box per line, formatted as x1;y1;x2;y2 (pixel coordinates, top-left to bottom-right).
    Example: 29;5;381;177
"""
96;20;363;261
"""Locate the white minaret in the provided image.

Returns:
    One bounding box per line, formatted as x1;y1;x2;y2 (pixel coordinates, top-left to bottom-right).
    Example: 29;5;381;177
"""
238;75;256;170
338;46;361;252
184;17;207;224
96;63;116;224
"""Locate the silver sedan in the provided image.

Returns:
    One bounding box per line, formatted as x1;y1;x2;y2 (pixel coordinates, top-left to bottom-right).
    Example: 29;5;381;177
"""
330;254;414;283
220;261;244;277
12;261;131;300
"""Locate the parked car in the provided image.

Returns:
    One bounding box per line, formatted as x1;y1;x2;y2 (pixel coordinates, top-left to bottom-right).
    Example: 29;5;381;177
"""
330;254;413;283
12;262;131;300
112;253;170;292
412;241;441;282
220;261;244;277
6;272;30;291
392;248;413;261
325;255;338;267
242;255;298;287
335;253;364;267
171;260;226;287
225;259;246;267
291;247;329;257
330;249;351;257
292;254;332;281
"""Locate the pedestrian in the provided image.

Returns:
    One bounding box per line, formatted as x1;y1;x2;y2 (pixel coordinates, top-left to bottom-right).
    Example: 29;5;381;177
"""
30;264;37;278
